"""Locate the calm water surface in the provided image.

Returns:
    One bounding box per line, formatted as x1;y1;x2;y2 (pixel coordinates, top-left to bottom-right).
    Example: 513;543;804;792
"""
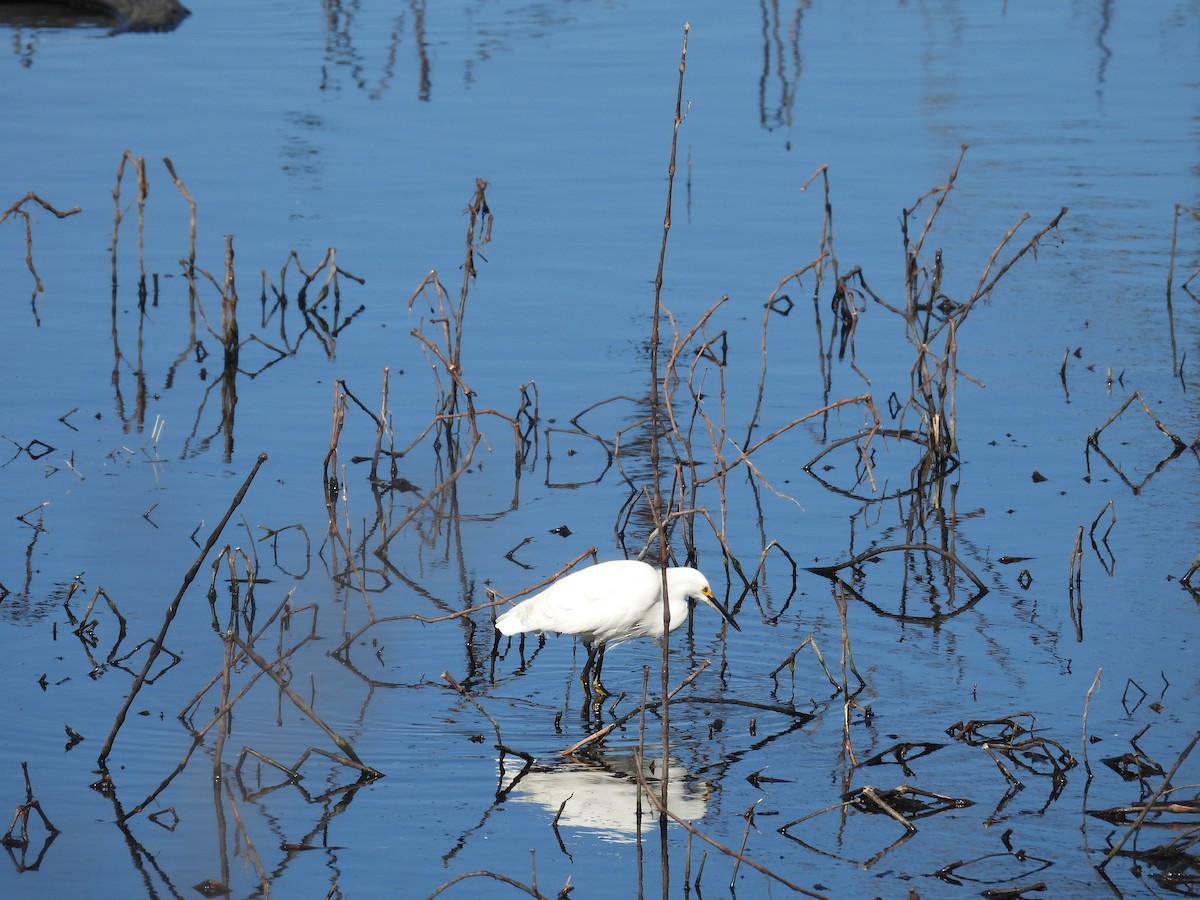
0;1;1197;897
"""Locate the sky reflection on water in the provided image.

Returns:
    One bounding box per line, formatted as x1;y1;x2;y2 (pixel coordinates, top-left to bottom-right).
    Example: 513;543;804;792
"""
0;2;1198;897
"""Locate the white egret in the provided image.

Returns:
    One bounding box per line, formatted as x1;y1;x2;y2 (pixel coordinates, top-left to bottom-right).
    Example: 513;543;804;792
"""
495;559;740;696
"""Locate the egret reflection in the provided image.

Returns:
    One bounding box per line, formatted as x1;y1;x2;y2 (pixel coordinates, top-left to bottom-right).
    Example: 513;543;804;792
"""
505;751;710;842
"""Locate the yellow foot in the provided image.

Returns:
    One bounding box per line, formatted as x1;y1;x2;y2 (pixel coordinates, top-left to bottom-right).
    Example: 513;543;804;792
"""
580;673;610;699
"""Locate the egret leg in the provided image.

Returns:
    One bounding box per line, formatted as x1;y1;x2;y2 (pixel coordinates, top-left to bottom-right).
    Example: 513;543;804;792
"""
592;643;608;697
581;641;609;698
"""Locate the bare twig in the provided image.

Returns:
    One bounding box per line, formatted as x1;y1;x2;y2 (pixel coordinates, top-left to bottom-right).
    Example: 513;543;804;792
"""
98;453;269;768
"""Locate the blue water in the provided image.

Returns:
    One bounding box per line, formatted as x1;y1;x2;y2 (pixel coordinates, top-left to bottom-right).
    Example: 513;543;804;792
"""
1;1;1197;897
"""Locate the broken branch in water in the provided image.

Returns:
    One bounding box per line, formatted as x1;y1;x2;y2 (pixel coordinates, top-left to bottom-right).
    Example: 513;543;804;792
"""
1;190;82;316
97;453;269;769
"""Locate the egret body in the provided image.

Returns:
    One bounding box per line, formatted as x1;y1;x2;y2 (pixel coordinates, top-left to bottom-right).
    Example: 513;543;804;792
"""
495;559;740;696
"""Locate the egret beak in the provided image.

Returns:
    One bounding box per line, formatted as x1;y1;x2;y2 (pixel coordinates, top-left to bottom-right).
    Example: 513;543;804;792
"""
697;588;741;632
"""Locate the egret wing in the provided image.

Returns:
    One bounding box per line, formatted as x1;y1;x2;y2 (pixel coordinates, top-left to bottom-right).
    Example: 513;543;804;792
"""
496;560;659;643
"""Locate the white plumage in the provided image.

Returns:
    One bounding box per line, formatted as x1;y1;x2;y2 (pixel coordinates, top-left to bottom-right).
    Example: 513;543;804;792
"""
495;559;739;695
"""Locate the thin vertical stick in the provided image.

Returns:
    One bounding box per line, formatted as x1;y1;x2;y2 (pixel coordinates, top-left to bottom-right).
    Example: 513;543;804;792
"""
653;22;691;811
1164;203;1187;369
372;366;391;482
1068;525;1084;641
836;582;857;766
162;157;197;273
1082;668;1102;779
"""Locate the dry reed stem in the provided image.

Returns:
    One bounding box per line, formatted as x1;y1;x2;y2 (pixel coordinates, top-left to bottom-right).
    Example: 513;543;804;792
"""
679;328;733;543
981;742;1022;785
1091;795;1200;823
185;238;245;359
390;403;520;463
904;145;969;287
634;666;652;852
407;179;491;418
214;549;252;811
458;179;493;331
646;22;693;806
730;800;759;886
1082;668;1102;779
161;157;196;271
891;152;1067;476
376;428;481;550
967;207;1070;311
661;294;727;429
372;366;393;482
1068;525;1085;643
370;188;535;564
730;394;882;494
322;383;351;595
834;582;862;766
407;270;456;396
0;191;81;302
111;151;148;291
804;164;838;289
318;367;502;648
409;325;478;402
802;167;877;390
98;452;268;769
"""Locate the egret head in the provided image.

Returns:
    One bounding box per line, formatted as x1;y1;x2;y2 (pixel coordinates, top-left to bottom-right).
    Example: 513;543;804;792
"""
686;576;741;632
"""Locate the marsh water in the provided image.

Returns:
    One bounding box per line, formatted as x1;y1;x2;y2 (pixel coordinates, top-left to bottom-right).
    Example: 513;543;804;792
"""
1;2;1198;897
